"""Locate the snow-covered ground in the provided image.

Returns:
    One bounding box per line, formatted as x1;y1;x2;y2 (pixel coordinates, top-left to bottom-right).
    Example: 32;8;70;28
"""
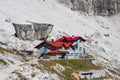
0;52;60;80
79;69;106;79
0;0;120;79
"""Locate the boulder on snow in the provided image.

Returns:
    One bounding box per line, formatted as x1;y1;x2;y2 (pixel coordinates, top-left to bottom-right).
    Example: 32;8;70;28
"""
5;18;11;22
56;63;65;72
104;33;110;37
13;23;53;40
71;72;80;80
0;35;8;45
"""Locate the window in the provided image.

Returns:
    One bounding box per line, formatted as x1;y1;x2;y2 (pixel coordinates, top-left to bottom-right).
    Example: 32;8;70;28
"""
79;47;82;51
74;44;78;49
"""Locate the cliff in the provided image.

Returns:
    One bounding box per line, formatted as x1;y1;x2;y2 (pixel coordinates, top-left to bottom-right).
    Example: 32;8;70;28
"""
59;0;120;16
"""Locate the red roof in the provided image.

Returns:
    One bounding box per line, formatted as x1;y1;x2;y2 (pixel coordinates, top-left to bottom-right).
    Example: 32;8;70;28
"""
56;36;86;42
73;36;86;42
56;37;64;42
35;41;74;49
56;36;74;43
47;50;68;54
46;41;63;48
63;43;72;48
64;36;74;43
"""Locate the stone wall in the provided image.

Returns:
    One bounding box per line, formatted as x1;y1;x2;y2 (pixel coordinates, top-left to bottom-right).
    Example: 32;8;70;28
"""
58;0;120;16
13;23;53;40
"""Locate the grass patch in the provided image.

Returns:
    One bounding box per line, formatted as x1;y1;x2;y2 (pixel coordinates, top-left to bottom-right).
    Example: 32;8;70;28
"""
63;68;75;80
108;69;120;76
31;63;43;70
81;77;88;80
0;47;30;65
93;76;107;80
0;59;8;65
38;59;100;80
0;47;25;56
8;60;14;64
0;47;13;53
31;73;36;78
12;70;27;80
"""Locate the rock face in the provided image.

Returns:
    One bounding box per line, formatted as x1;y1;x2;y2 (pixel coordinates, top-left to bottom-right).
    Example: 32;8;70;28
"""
93;0;120;16
13;23;53;40
58;0;120;16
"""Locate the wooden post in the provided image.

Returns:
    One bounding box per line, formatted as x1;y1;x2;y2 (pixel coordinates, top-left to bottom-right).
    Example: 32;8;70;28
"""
90;73;93;80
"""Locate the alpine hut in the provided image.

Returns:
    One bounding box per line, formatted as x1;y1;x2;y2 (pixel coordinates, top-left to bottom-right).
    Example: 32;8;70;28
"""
35;41;74;59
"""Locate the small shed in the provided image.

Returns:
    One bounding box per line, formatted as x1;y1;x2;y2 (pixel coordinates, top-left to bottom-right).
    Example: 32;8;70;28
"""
81;72;93;80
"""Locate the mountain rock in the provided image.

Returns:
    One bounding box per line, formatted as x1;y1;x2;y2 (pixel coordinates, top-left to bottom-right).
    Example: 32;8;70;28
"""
13;23;53;40
59;0;120;16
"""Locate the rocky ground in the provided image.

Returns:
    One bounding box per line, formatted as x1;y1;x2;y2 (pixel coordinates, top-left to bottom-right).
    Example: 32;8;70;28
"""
0;0;120;79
